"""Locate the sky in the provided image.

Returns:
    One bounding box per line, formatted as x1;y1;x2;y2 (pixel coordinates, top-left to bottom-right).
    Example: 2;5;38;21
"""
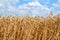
0;0;60;17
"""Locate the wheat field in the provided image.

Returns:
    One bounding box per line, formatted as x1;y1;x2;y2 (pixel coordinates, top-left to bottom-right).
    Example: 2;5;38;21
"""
0;16;60;40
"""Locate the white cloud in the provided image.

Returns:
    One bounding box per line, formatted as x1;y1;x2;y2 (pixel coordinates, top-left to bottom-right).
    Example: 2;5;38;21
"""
0;3;3;6
53;3;60;8
0;0;51;17
18;1;50;17
52;0;60;8
0;0;19;15
18;1;50;10
58;0;60;4
51;0;60;15
28;1;40;6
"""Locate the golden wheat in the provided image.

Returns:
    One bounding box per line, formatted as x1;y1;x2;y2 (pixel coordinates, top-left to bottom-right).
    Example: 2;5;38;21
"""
0;16;60;40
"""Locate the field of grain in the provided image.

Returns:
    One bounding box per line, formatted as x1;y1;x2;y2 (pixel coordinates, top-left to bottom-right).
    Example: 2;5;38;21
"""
0;16;60;40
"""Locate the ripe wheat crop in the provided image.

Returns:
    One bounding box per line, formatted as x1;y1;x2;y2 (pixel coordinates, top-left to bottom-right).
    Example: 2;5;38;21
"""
0;16;60;40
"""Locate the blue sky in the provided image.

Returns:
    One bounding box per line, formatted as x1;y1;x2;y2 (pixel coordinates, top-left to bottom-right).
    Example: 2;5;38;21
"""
17;0;57;7
0;0;60;17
